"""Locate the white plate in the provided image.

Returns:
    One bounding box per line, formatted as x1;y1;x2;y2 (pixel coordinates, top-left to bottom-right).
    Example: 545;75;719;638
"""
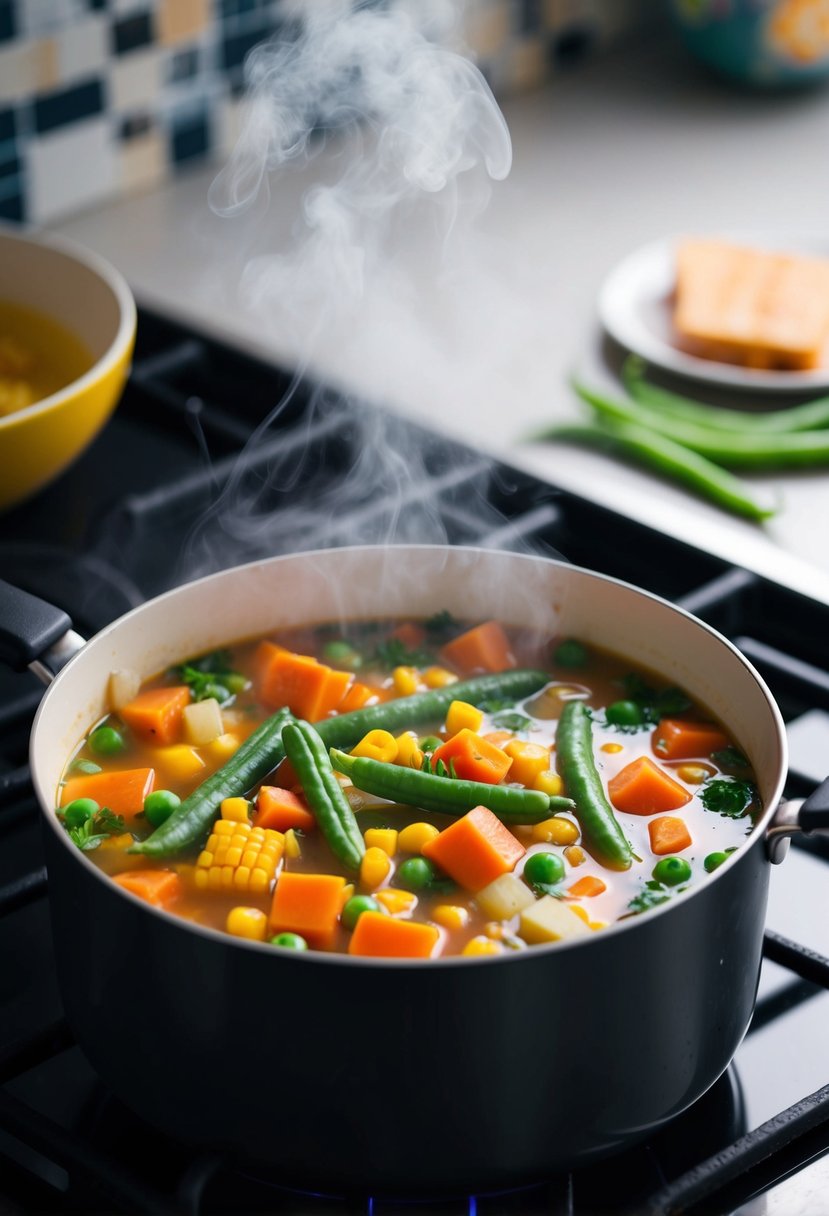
598;234;829;394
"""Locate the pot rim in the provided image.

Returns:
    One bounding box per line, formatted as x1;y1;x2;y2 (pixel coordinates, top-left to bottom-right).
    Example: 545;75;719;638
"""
31;543;789;969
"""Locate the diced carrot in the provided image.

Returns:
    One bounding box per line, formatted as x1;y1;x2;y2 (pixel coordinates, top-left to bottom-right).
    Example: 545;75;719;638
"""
388;621;426;650
439;620;516;675
568;875;606;898
254;786;316;833
607;756;692;816
431;729;512;785
648;816;693;855
269;871;346;950
652;718;730;761
61;768;155;821
113;869;182;909
338;681;377;713
422;805;525;892
348;910;440;958
119;685;191;745
483;730;515;748
255;648;352;720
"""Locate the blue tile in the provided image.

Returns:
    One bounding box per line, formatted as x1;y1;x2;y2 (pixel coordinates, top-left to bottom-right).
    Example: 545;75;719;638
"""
112;9;154;55
0;0;16;43
0;190;24;222
0;150;19;179
170;111;210;163
32;78;105;134
0;107;15;143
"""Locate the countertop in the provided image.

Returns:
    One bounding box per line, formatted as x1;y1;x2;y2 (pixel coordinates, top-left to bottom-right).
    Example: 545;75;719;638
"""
51;27;829;606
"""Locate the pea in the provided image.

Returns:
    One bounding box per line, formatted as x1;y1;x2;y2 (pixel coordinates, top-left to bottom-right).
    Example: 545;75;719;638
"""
554;639;588;668
704;852;729;873
418;736;443;754
323;640;362;669
61;798;99;829
221;673;249;695
652;856;692;886
143;789;181;827
523;851;565;890
270;932;308;950
202;682;232;704
88;725;126;756
397;857;439;890
605;700;644;727
341;894;381;930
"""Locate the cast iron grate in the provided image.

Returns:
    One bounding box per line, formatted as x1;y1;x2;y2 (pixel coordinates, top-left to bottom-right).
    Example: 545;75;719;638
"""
2;308;829;1215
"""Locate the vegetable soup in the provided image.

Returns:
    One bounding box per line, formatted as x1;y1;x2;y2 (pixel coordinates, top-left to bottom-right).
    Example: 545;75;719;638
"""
0;300;93;416
57;614;761;958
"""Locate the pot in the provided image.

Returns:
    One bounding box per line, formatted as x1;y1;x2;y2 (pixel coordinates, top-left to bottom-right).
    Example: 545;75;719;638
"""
1;546;824;1196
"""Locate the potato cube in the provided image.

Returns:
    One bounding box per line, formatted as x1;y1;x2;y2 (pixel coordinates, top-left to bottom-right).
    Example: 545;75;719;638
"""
476;873;535;921
519;895;591;945
183;698;224;745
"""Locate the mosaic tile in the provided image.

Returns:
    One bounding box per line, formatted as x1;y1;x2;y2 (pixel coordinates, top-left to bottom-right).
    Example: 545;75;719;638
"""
112;8;154;54
56;14;108;83
0;0;16;43
32;77;105;134
28;115;114;221
169;105;211;163
119;126;165;188
0;38;59;103
109;45;162;109
0;106;15;141
157;0;209;46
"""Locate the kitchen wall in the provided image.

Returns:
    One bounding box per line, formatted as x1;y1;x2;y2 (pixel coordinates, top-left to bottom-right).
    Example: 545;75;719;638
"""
0;0;653;227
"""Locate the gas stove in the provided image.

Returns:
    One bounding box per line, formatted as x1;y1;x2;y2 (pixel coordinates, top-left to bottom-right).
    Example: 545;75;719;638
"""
2;308;829;1216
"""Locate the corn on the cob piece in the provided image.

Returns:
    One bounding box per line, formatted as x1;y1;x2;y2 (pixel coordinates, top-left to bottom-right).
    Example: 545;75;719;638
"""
195;818;284;893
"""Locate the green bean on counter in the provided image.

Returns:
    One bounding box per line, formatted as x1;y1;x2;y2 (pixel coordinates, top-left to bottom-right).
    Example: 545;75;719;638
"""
555;700;633;871
282;721;366;872
330;748;575;824
135;669;552;857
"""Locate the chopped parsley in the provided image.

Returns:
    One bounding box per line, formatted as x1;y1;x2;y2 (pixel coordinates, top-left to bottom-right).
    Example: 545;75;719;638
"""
373;637;434;669
626;880;675;916
711;747;750;774
424;610;461;641
489;710;534;733
68;807;126;852
620;674;692;725
173;649;248;704
700;778;757;819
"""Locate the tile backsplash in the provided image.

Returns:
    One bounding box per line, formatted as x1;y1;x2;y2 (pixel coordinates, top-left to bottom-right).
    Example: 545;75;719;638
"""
0;0;651;226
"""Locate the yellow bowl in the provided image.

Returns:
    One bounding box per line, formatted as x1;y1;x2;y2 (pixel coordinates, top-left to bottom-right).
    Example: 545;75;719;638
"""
0;227;136;511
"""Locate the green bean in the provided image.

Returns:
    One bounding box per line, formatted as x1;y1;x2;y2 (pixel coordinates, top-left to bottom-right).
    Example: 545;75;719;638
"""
282;721;365;871
623;355;829;435
573;379;829;468
555;701;632;871
330;748;574;824
131;707;295;858
537;419;776;521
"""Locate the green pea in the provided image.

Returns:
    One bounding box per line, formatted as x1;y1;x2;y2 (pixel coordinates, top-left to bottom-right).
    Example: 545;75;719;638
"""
322;640;362;669
341;894;382;930
220;672;249;695
523;851;565;890
143;789;181;827
397;857;439;890
652;856;692;886
202;681;232;704
605;699;645;727
270;932;308;950
61;798;99;829
69;758;102;776
418;736;443;754
88;726;126;756
704;852;729;873
554;639;588;668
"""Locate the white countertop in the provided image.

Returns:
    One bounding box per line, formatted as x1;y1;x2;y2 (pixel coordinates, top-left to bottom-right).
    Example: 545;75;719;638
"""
51;28;829;605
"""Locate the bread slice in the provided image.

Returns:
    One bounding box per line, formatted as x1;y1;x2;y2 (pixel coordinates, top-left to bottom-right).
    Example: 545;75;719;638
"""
673;238;829;370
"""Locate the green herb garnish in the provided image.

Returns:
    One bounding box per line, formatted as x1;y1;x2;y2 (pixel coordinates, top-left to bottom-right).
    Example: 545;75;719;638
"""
700;777;757;819
490;710;533;732
68;807;126;852
173;649;248;704
626;880;675;916
373;637;434;669
424;610;461;641
621;674;692;724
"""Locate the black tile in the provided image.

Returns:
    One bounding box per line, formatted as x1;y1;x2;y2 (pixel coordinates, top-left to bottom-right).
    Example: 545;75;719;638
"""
0;106;15;143
112;9;154;55
0;0;16;43
0;151;19;179
0;190;24;222
170;111;210;163
168;46;199;83
119;112;153;141
32;78;105;134
219;21;272;71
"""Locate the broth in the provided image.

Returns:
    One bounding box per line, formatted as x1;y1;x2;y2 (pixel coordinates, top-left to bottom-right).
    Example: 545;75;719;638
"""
0;300;93;416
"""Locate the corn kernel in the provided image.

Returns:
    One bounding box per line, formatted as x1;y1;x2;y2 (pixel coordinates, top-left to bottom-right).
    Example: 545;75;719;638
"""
341;882;355;907
423;666;458;689
250;868;270;894
601;742;624;754
360;845;392;889
484;922;505;940
564;845;586;867
225;846;243;868
532;816;579;846
155;744;206;782
395;731;424;769
233;866;251;889
462;936;502;957
533;770;563;798
374;887;417;916
365;828;398;856
221;797;250;823
432;904;469;931
196;820;283;892
445;700;484;736
504;740;551;787
676;763;714;784
221;866;234;890
284;828;301;859
351;729;398;763
398;822;440;854
392;666;421;696
194;869;208;889
226;907;268;942
206;732;241;763
213;820;235;837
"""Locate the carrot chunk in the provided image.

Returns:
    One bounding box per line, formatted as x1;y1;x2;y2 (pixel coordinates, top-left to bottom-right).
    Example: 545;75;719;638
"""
61;768;155;821
649;816;693;855
422;805;525;892
113;869;182;909
119;686;191;745
431;729;512;785
348;910;440;958
338;681;378;713
607;756;692;816
254;786;316;833
388;621;426;650
269;871;346;950
652;718;730;761
255;647;352;720
568;875;607;898
440;620;516;675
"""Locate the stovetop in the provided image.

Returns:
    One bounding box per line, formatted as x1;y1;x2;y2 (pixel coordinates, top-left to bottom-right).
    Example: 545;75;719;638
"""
2;308;829;1216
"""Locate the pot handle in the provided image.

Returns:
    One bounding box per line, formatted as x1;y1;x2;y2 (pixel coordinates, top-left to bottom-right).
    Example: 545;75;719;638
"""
766;776;829;863
0;578;86;684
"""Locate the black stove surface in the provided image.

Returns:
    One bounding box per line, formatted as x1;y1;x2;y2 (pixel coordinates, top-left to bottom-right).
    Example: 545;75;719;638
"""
2;308;829;1216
